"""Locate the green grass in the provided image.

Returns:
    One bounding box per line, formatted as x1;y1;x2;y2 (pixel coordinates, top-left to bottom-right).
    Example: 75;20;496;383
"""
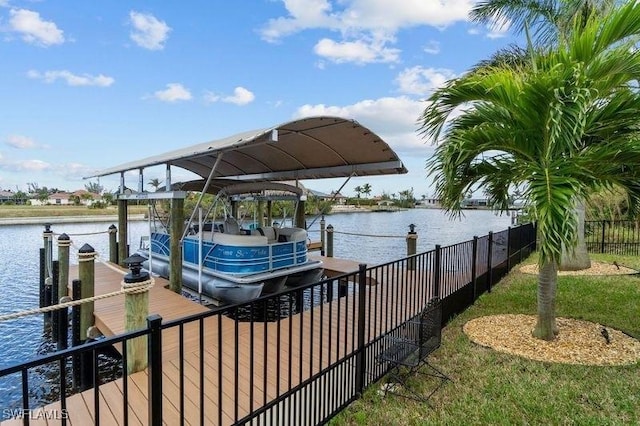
0;205;148;218
332;254;640;425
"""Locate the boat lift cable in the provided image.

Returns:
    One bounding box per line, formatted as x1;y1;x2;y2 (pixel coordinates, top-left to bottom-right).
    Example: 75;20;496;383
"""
306;174;353;230
182;153;224;241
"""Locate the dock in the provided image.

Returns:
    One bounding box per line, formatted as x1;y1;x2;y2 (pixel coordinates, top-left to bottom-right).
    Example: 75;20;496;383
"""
3;256;402;425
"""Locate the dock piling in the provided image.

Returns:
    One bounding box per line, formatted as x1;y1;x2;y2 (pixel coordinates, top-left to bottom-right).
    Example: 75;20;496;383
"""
58;296;71;351
57;233;70;303
42;224;53;321
51;260;59;339
108;224;118;264
406;224;417;271
78;244;96;340
71;279;81;389
326;224;334;258
124;254;151;373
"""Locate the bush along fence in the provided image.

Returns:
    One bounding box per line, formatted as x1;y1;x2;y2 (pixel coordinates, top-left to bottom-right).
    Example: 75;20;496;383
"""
585;220;640;255
0;223;536;426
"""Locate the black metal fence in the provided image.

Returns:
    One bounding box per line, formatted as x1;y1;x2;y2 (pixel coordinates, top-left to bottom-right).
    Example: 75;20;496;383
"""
585;220;640;255
0;223;536;425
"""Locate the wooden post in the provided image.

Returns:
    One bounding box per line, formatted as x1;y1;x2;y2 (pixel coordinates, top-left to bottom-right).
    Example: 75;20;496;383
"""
58;296;71;351
71;279;81;389
326;225;334;258
295;197;306;229
123;254;151;373
320;216;326;256
57;233;70;302
108;224;118;264
169;198;184;293
267;200;273;226
118;199;129;266
43;224;53;321
78;244;96;341
406;224;417;271
257;201;265;227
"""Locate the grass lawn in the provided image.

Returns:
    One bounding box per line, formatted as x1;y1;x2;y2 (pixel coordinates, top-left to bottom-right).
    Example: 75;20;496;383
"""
332;253;640;425
0;205;148;218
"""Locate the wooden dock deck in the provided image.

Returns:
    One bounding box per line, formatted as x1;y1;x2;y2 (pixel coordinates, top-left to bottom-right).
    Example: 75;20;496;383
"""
2;257;434;425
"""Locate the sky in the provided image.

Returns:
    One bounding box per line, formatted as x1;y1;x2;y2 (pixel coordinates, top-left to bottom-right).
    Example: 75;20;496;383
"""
0;0;520;198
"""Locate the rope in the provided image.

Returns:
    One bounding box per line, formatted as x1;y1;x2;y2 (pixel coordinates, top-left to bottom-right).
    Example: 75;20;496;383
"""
331;230;407;239
0;277;154;322
53;230;109;237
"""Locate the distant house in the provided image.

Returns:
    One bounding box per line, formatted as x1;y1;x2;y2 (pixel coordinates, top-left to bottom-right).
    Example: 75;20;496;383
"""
416;197;442;209
0;190;15;204
47;192;71;205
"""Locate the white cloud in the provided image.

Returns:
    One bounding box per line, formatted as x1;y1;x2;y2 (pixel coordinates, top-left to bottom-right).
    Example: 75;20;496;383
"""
395;66;456;96
486;17;510;39
153;83;192;102
5;134;40;149
314;36;400;64
27;70;114;87
223;87;255;105
261;0;474;41
204;87;255;106
129;11;171;50
294;95;430;153
261;1;474;64
0;157;50;172
8;8;65;46
423;40;440;54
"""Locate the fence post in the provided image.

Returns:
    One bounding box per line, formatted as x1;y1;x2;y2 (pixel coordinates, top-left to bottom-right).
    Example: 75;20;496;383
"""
354;263;368;396
406;224;417;271
326;225;334;258
601;220;606;254
471;236;478;302
147;314;163;426
124;254;151;373
487;231;494;292
434;245;441;299
108;224;118;264
320;216;326;256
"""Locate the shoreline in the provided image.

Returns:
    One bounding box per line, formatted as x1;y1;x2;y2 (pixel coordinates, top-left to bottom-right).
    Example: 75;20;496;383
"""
0;214;147;226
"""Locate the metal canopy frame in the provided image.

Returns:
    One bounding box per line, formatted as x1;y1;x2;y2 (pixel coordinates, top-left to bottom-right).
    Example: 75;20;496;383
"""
87;116;408;200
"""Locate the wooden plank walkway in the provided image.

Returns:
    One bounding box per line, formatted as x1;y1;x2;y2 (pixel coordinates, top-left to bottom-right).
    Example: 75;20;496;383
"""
2;258;438;425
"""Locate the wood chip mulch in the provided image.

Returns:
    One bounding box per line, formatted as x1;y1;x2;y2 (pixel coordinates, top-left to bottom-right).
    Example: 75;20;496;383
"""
463;314;640;366
519;261;637;276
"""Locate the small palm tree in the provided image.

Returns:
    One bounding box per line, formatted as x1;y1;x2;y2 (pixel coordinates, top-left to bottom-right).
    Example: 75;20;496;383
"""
148;178;163;192
362;183;372;199
420;2;640;340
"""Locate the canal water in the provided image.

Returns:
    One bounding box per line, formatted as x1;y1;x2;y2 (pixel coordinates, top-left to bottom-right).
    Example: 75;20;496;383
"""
0;209;511;409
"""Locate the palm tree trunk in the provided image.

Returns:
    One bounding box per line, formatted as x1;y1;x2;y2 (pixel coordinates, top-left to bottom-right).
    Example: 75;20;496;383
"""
560;199;591;271
532;260;558;341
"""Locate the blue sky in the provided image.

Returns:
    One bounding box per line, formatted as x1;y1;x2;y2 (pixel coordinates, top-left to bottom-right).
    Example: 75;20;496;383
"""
0;0;519;197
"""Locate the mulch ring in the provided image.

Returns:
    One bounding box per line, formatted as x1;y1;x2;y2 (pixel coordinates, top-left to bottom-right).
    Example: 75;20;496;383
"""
463;314;640;366
519;261;637;276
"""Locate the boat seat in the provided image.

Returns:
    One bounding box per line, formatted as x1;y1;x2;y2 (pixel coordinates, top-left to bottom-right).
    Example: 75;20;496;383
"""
252;226;278;243
212;232;267;246
276;227;307;242
223;217;240;235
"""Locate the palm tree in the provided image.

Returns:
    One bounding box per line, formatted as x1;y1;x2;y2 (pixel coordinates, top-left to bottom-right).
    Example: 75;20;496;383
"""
420;2;640;340
362;183;372;199
148;178;163;192
471;0;616;270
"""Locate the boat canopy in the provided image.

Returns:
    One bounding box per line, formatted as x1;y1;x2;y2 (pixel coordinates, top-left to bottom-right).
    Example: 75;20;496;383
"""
87;116;407;183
